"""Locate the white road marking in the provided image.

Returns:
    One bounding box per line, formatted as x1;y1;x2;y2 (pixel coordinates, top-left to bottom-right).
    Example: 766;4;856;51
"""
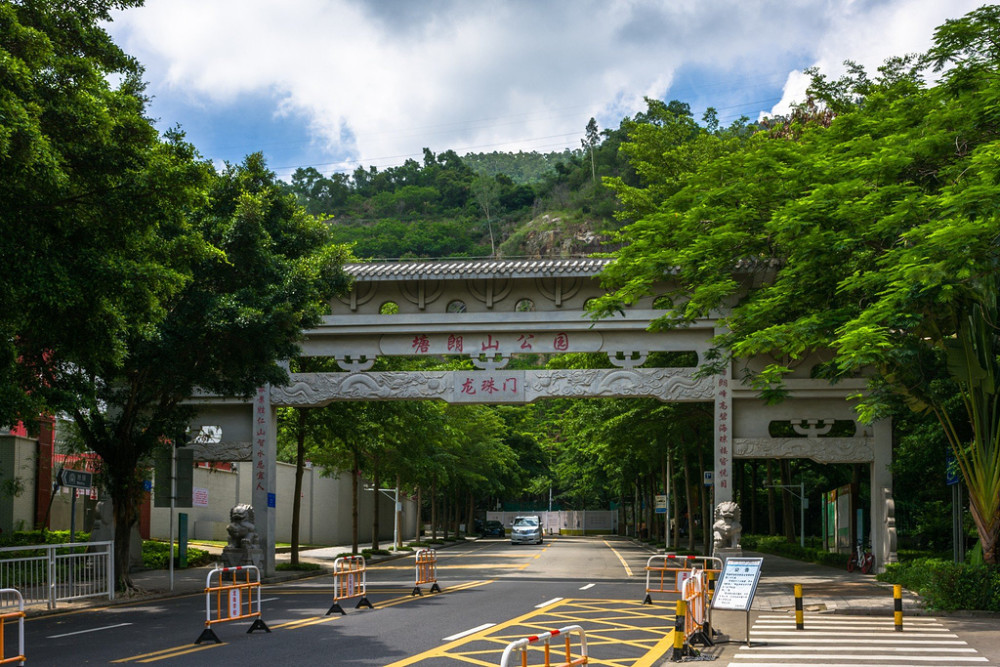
443;623;495;641
260;597;281;603
579;583;595;590
47;622;132;639
535;597;563;608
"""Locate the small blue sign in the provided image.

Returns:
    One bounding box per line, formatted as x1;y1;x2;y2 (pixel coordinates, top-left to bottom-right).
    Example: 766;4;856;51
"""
946;453;960;486
143;479;153;492
267;492;276;508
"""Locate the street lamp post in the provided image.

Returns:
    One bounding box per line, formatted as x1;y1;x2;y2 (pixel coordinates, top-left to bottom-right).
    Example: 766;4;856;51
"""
767;482;806;548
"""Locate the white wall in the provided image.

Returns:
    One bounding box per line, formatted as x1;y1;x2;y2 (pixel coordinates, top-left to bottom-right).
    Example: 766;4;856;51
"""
150;462;417;546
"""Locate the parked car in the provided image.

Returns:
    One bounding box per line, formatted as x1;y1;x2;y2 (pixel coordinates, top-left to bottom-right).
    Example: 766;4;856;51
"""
510;515;543;545
481;520;505;538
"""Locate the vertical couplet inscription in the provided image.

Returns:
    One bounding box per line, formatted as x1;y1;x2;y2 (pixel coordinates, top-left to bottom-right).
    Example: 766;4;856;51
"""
714;375;733;503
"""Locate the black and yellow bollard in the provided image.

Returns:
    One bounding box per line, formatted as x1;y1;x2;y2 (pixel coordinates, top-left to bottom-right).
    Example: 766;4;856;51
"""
672;598;687;661
894;584;903;632
794;584;804;630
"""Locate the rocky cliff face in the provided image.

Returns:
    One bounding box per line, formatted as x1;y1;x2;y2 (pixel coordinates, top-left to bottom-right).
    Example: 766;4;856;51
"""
502;214;609;258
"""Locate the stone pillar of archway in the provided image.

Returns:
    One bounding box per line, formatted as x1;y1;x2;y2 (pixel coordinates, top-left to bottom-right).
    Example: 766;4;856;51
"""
250;386;277;576
871;418;894;569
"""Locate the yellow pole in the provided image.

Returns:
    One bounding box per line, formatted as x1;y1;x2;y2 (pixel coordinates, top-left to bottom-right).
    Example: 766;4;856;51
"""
794;584;804;630
672;599;686;661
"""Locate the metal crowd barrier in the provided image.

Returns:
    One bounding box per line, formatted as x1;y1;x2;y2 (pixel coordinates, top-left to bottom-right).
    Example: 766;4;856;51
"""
327;555;373;615
195;565;269;644
681;569;713;647
499;625;588;667
0;540;114;610
0;589;25;666
642;554;721;604
412;548;442;596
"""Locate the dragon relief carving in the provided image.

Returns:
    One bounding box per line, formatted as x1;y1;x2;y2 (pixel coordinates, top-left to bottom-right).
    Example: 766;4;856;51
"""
734;437;874;463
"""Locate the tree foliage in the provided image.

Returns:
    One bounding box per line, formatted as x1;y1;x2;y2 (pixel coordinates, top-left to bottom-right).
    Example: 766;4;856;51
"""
594;6;1000;563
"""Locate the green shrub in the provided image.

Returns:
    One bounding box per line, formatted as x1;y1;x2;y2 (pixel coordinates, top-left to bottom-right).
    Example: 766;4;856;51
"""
877;559;1000;611
141;541;212;569
407;541;430;548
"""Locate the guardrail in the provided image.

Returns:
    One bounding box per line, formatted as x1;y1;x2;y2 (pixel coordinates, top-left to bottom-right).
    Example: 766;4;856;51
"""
195;565;269;644
412;548;442;596
500;625;588;667
0;589;25;665
642;554;721;605
327;555;373;615
0;540;114;610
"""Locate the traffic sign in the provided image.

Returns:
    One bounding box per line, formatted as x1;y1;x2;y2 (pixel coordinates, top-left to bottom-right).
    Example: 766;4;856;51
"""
58;468;93;489
654;494;667;514
703;471;713;486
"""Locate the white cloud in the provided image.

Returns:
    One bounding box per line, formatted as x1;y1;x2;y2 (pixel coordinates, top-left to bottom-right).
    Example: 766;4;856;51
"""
107;0;985;170
766;0;982;119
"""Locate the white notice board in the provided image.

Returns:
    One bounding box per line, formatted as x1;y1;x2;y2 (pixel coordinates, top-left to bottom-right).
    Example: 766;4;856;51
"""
710;557;763;612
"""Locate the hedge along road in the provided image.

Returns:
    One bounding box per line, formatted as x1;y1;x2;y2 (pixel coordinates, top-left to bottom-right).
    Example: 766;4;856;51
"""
22;535;676;665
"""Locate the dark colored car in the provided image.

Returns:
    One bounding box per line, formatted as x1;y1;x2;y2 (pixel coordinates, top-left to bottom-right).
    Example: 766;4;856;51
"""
481;520;505;538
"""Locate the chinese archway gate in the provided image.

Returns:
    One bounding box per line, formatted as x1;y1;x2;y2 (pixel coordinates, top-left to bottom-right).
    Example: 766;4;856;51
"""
187;258;893;574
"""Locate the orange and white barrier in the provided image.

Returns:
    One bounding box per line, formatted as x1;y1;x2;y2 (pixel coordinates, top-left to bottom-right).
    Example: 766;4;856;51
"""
681;568;713;647
643;555;722;605
499;625;588;667
0;589;25;666
195;565;269;644
327;555;373;615
412;548;442;596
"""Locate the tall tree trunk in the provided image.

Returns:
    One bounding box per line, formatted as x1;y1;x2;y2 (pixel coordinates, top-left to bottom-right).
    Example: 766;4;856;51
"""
351;449;360;554
766;460;777;536
291;409;308;566
431;474;438;540
415;486;422;541
780;459;795;542
371;466;381;551
647;472;656;542
750;461;759;535
684;456;694;552
466;491;474;538
661;453;668;546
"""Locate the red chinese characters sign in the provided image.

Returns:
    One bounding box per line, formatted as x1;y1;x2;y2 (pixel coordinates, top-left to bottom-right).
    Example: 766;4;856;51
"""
380;332;602;356
454;371;525;403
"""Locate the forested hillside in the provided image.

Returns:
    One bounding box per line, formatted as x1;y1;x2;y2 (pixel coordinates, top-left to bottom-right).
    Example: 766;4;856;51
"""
280;115;643;259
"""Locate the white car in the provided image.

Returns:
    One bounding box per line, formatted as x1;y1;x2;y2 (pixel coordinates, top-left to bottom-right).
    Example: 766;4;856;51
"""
510;515;543;545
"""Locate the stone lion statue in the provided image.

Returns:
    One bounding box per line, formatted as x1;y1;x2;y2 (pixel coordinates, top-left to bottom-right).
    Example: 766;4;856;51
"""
226;503;260;550
713;501;742;551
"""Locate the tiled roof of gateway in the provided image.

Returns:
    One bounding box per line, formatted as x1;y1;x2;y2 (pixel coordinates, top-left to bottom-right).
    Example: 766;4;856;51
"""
345;258;613;281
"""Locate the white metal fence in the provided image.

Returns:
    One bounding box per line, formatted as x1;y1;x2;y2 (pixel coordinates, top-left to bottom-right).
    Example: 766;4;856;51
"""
0;540;114;610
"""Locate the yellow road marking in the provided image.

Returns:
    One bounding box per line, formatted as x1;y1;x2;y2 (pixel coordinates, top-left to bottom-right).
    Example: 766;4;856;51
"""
603;540;633;577
383;598;674;667
112;642;223;663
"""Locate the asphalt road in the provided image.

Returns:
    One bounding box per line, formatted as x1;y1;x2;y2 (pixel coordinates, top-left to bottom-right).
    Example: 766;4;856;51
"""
19;535;675;665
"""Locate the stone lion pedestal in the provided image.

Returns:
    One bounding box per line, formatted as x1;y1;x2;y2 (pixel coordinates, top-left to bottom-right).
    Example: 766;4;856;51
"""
712;501;743;565
221;503;263;571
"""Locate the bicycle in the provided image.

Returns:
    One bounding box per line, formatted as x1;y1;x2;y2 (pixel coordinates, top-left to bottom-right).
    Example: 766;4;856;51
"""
847;540;874;574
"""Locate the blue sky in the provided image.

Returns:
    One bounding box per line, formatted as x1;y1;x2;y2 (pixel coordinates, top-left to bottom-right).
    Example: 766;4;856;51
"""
106;1;984;182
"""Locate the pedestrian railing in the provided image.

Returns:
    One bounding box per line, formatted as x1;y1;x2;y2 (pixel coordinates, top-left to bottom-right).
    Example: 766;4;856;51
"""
327;555;373;615
196;565;269;644
412;548;441;596
0;588;25;665
500;625;588;667
0;541;113;610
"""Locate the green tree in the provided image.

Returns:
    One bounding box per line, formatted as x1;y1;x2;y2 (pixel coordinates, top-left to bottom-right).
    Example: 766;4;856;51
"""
594;7;1000;563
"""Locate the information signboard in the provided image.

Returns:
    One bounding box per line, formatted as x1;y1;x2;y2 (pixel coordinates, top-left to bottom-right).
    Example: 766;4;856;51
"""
710;557;763;612
654;494;667;514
